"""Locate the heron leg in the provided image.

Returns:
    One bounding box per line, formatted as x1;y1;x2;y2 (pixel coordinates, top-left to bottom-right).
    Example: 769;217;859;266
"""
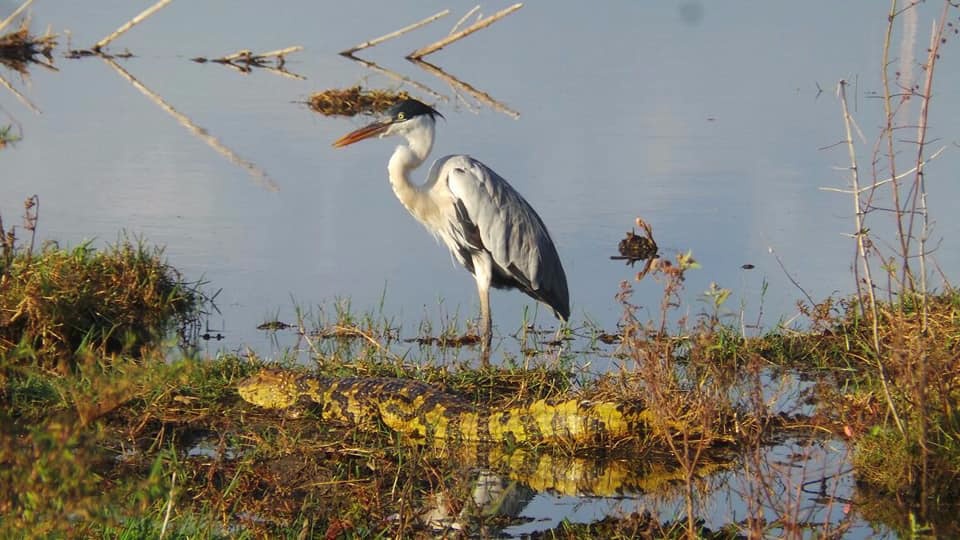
478;282;492;366
474;254;493;367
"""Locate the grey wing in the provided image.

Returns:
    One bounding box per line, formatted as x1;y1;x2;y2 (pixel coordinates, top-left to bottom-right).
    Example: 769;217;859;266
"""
443;155;570;320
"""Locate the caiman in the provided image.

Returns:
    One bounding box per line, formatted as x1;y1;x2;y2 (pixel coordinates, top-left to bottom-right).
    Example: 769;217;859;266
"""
237;368;656;446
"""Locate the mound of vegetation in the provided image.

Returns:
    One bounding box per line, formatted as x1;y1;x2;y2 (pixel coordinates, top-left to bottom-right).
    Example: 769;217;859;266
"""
1;209;202;366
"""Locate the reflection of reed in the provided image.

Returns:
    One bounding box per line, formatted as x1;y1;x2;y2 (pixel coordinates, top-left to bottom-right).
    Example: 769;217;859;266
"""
0;73;40;114
337;5;523;119
102;56;279;192
341;53;446;103
409;58;520;119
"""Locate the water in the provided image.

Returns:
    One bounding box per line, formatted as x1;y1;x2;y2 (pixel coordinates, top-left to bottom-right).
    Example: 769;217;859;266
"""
4;1;958;357
3;1;959;535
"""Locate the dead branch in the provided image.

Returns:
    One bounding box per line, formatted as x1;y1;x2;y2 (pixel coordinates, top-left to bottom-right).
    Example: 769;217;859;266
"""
102;56;279;192
407;3;522;59
410;58;519;119
93;0;175;52
340;9;449;55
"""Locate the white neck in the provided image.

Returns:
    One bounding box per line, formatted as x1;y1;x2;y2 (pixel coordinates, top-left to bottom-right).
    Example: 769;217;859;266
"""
386;116;437;223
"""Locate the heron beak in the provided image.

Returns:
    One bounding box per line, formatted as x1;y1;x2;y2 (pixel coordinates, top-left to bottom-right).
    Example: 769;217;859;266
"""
332;120;390;148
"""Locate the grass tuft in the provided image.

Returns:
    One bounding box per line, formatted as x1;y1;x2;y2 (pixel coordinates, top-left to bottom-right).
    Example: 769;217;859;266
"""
0;213;205;367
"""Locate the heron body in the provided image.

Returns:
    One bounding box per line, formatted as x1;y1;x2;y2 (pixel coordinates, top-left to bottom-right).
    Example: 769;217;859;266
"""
334;99;569;362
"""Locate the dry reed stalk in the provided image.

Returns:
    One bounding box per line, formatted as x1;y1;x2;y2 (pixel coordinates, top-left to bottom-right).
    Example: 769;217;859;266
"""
838;79;904;436
340;9;449;55
216;48;253;62
879;0;911;292
449;6;481;35
93;0;175;51
410;58;519;119
202;46;305;78
102;56;279;192
407;3;522;59
910;3;952;329
213;46;302;63
252;45;302;59
0;0;34;34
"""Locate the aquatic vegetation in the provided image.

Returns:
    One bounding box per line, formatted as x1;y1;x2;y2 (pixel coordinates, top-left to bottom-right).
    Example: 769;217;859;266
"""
308;86;411;117
0;18;56;74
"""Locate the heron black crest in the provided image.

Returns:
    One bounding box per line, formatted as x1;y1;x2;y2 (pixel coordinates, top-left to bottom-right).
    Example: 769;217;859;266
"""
388;99;444;123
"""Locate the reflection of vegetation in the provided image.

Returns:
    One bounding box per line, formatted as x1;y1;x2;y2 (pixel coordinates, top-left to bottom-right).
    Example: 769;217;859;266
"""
308;86;411;117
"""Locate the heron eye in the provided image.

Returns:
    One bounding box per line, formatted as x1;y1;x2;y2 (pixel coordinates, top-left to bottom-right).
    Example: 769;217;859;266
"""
396;112;406;121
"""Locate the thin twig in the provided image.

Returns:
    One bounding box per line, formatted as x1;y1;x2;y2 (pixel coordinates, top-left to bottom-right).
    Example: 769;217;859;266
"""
910;5;951;331
819;145;946;194
407;3;522;59
409;58;519;118
880;0;912;291
450;6;481;35
838;79;904;436
0;0;34;33
340;9;449;55
767;245;816;308
102;56;279;192
93;0;175;51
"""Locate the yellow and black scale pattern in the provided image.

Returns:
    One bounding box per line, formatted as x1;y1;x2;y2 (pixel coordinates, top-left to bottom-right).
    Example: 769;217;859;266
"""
238;369;655;446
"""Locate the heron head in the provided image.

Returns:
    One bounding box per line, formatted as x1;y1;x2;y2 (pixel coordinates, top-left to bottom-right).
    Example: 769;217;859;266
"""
333;98;443;148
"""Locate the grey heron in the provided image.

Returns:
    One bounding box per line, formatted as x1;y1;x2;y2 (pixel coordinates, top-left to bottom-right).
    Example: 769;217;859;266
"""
333;98;569;363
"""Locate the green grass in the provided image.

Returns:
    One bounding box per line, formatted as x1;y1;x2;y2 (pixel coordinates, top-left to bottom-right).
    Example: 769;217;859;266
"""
0;125;20;148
